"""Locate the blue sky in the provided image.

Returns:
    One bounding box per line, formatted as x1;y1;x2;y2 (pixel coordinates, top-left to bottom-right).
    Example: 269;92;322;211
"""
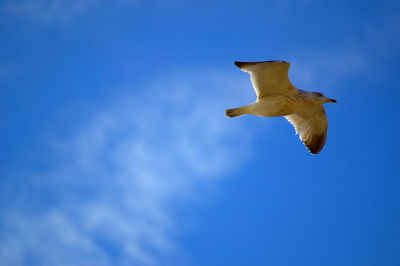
1;0;400;265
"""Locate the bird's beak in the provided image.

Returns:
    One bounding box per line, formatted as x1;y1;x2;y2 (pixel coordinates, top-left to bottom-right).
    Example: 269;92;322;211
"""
329;99;337;103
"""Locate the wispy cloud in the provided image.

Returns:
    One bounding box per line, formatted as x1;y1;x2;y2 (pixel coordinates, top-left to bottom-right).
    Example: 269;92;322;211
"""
2;0;100;24
290;49;367;91
289;12;399;93
0;69;255;265
1;0;184;25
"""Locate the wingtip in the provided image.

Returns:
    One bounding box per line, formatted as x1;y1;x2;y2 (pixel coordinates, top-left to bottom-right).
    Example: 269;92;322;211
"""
234;61;243;67
234;60;290;69
304;133;326;155
305;144;322;155
308;149;321;155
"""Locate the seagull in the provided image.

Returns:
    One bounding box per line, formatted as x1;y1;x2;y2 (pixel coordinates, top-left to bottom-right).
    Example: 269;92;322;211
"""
226;60;337;154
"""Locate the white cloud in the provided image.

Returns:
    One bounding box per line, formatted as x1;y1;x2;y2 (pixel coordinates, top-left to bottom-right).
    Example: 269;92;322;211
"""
0;69;255;265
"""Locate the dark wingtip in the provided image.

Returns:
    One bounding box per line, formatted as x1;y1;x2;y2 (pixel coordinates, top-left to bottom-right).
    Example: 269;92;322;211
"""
309;149;320;155
234;60;289;68
234;61;243;67
305;133;326;155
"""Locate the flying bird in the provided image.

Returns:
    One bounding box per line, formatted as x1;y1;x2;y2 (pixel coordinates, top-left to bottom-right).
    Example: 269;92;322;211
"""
226;61;337;154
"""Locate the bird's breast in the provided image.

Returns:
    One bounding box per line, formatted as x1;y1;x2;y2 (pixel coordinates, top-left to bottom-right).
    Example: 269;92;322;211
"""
250;94;314;117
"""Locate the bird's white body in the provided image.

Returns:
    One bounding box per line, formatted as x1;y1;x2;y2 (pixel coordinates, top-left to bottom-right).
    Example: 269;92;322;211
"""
236;90;320;117
226;61;336;154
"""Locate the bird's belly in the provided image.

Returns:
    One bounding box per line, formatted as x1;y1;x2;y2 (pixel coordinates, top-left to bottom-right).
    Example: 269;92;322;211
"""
249;96;311;117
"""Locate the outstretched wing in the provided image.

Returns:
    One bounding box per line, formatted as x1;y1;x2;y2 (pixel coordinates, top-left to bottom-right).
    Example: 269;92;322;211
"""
284;105;328;154
234;61;295;99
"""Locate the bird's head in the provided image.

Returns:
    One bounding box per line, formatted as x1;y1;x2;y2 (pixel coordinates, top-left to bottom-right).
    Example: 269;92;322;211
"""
311;92;337;104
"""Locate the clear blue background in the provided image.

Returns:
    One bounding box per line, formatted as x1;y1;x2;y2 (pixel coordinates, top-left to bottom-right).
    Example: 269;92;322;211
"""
1;0;399;265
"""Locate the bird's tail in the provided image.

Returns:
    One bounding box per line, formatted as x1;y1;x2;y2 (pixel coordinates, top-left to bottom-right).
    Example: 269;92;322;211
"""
225;107;245;117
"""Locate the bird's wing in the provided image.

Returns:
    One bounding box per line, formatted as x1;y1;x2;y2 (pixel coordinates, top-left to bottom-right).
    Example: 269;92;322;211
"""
234;61;295;98
284;105;328;154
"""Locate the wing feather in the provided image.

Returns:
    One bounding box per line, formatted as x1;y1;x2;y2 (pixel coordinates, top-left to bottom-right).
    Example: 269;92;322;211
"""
234;60;295;98
284;105;328;154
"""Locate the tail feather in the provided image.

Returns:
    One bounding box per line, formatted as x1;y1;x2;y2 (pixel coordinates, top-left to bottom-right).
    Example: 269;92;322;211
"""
225;107;244;117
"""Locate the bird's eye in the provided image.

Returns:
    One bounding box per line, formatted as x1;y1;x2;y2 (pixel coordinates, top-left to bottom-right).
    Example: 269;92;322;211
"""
315;92;323;97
